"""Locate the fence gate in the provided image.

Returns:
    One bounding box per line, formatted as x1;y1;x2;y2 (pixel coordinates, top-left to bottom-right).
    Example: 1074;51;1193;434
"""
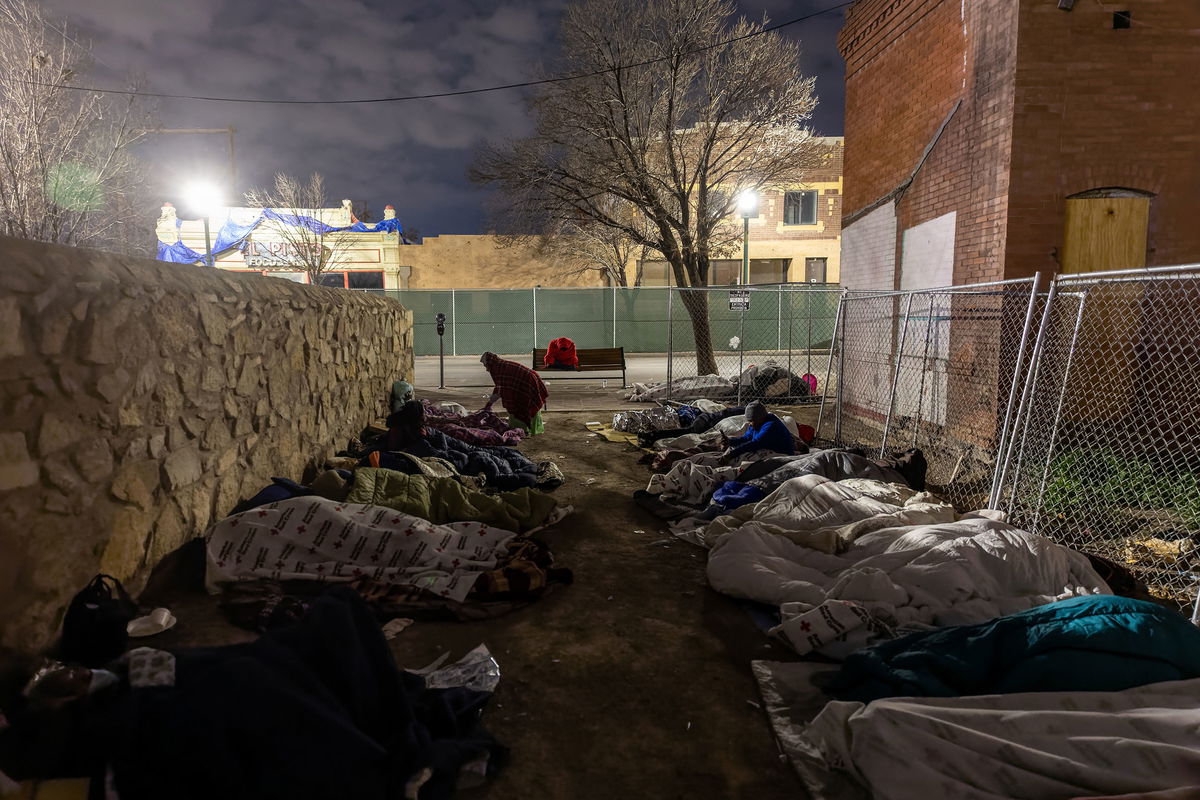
816;278;1041;510
997;266;1200;614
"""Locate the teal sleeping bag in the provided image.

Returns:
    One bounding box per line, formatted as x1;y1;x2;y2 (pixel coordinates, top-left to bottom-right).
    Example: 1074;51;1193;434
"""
829;594;1200;703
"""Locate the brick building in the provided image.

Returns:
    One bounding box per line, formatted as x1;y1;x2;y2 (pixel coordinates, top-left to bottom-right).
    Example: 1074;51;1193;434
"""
838;0;1200;290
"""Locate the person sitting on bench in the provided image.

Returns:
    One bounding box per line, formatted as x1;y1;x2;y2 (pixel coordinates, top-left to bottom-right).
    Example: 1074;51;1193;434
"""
719;401;795;463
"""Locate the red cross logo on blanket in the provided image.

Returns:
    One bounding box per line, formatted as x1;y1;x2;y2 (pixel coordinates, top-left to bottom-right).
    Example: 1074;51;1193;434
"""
257;510;268;517
296;525;306;534
799;621;812;632
391;517;402;525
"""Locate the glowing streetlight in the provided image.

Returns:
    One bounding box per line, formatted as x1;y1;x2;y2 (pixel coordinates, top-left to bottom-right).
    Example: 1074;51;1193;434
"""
185;182;223;267
737;190;758;285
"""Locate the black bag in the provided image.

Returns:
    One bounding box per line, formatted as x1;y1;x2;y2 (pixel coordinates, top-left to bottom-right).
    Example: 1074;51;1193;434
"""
60;574;138;666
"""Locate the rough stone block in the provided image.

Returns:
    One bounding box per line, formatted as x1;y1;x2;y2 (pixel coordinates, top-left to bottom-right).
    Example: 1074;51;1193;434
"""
163;445;202;491
0;432;38;490
38;412;84;456
72;437;114;482
111;458;160;509
0;297;24;358
95;367;132;404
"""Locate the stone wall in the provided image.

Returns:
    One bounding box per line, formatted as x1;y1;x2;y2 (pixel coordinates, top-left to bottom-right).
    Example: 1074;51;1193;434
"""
0;236;414;651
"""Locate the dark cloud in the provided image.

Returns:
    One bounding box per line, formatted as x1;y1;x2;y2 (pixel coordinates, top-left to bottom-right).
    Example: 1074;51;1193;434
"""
43;0;845;236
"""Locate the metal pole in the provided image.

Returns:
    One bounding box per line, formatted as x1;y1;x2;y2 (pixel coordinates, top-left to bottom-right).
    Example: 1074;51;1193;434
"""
737;305;746;406
777;287;783;353
202;215;214;267
992;281;1060;510
806;292;813;377
817;290;845;442
880;293;915;457
450;289;457;356
532;287;538;351
787;290;795;383
438;334;445;389
609;283;619;345
987;274;1043;505
741;216;750;286
912;293;937;448
1030;290;1089;532
666;287;674;396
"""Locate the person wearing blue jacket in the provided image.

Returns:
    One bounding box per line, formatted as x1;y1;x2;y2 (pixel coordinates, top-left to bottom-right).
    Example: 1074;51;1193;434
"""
720;401;795;463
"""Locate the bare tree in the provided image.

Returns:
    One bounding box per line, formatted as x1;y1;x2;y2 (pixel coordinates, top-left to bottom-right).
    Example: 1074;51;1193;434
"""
0;0;150;252
471;0;819;374
244;173;352;286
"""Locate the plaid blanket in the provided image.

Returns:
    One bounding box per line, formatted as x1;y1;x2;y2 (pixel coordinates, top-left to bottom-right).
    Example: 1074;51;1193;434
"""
483;352;547;424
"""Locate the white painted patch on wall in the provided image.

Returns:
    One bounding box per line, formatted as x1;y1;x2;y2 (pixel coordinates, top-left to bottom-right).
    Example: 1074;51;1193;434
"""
901;211;957;291
840;203;897;292
895;211;958;428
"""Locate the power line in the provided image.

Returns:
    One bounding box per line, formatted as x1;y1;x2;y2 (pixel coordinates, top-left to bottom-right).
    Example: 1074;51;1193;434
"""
12;1;854;106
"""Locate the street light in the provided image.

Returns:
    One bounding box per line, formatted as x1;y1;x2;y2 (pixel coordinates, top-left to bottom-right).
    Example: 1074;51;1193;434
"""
185;182;223;267
737;190;758;285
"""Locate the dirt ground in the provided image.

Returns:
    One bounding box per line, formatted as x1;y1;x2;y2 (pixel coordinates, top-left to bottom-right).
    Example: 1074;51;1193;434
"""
146;404;821;800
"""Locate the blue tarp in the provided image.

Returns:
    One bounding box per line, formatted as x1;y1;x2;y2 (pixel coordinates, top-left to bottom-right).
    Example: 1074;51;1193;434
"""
156;209;408;265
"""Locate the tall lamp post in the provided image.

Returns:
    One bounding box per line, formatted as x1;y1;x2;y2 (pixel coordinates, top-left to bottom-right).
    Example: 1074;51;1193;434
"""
186;182;223;267
737;190;758;285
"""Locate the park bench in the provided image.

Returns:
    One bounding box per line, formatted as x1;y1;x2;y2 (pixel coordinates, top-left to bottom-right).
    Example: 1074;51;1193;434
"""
532;346;627;387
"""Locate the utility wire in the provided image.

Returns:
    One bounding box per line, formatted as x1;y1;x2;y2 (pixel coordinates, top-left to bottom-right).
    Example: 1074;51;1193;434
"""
11;0;855;106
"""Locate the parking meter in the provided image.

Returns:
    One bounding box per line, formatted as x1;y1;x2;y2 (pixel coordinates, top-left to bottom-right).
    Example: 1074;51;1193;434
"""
435;313;447;388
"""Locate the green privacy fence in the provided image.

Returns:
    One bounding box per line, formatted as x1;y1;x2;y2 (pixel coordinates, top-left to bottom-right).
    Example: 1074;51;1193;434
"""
376;286;840;357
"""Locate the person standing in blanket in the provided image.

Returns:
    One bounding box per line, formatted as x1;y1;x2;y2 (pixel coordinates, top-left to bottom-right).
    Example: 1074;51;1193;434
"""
719;401;795;463
480;351;549;435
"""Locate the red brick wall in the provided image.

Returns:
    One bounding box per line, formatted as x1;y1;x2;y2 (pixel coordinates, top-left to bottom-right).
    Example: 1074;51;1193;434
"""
758;139;844;242
840;0;1019;287
1006;0;1200;274
838;0;967;218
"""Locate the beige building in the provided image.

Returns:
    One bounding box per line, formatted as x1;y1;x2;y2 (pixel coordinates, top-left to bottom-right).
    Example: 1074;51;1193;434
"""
635;137;844;286
158;137;843;290
156;201;601;290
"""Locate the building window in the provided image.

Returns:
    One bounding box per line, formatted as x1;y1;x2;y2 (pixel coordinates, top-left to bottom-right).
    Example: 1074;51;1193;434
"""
347;271;385;289
318;272;347;288
784;190;818;225
804;257;827;283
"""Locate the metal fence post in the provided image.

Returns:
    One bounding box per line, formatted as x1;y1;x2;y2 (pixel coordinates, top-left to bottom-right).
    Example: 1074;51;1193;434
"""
532;287;538;351
1030;289;1089;531
911;293;937;448
992;280;1059;510
880;292;915;457
987;274;1042;506
612;283;617;347
777;287;783;352
817;290;845;443
737;303;746;406
450;288;457;356
666;287;674;391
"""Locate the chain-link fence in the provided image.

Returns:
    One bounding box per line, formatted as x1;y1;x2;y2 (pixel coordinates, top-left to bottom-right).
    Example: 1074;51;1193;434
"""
664;285;842;402
816;279;1041;510
379;286;840;396
996;267;1200;610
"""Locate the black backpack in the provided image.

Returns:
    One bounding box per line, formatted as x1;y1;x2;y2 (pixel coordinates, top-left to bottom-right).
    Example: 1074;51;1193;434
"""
60;574;138;666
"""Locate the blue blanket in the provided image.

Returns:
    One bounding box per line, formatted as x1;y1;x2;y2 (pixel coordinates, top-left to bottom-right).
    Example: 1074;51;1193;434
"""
828;595;1200;703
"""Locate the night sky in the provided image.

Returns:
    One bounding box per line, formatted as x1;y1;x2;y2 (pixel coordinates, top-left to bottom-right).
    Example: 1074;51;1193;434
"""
43;0;847;237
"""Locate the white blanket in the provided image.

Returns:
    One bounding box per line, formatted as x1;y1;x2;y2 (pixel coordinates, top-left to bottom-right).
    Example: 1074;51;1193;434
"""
807;679;1200;800
703;475;1109;655
205;496;517;601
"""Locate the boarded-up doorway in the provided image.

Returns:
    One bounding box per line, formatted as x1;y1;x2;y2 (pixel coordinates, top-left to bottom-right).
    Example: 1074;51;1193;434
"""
1060;188;1152;424
1061;190;1150;274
